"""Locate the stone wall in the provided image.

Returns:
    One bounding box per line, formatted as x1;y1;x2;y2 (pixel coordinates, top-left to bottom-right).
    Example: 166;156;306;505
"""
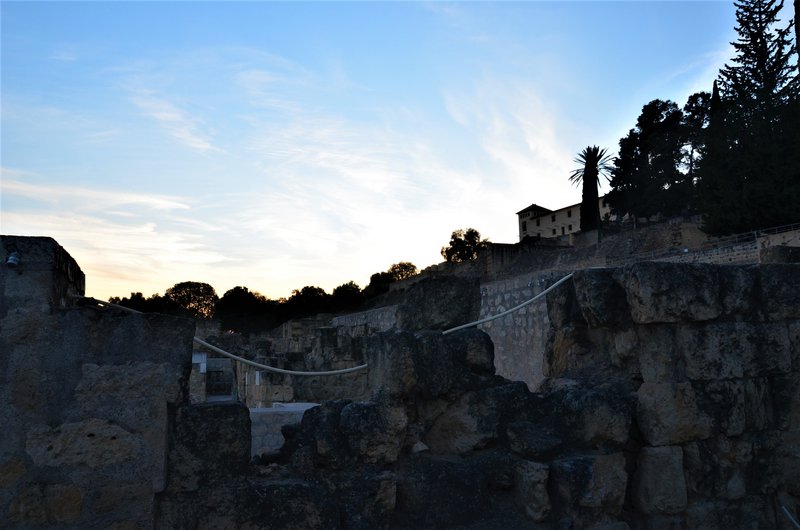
477;270;565;391
1;237;197;529
543;262;800;527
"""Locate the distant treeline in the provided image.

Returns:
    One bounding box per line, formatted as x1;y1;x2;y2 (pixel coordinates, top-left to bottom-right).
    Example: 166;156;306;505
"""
109;261;419;333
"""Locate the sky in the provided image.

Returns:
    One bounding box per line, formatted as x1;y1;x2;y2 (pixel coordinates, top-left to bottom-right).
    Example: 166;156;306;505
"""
1;0;766;300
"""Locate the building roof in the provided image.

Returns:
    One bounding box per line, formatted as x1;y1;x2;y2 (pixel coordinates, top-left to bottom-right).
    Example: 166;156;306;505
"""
516;203;553;216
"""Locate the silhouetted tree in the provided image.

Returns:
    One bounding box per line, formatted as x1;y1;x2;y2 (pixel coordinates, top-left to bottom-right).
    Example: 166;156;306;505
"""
109;291;180;315
216;286;282;333
330;281;365;312
681;91;713;181
569;146;613;232
698;0;799;234
607;99;688;219
165;281;219;319
441;228;489;263
387;261;418;280
284;286;331;319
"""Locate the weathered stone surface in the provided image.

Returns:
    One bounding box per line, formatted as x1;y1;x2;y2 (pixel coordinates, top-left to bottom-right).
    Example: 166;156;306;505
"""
424;383;529;454
683;436;753;500
618;262;723;323
540;379;634;448
393;455;492;529
394;276;481;331
514;460;550;521
166;402;251;492
679;322;792;380
685;496;776;529
9;483;84;525
26;418;140;468
507;421;562;460
637;382;713;446
340;401;407;464
637;325;682;382
633;446;687;514
550;453;628;524
572;268;631;327
758;264;800;321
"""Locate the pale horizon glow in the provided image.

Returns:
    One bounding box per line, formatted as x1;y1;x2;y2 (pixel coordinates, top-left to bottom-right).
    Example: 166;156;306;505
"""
1;1;757;300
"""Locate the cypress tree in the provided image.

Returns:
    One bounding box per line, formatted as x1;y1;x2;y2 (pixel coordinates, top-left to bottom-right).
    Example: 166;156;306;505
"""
698;0;799;234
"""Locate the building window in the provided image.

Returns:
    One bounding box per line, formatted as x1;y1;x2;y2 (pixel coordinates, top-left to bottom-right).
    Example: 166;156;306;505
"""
561;226;565;235
568;224;572;231
522;221;527;232
567;209;572;218
551;214;556;222
536;219;540;227
552;228;556;235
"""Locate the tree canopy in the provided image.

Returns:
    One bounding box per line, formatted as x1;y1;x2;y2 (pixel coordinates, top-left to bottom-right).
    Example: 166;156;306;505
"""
697;0;800;234
164;281;219;319
441;228;489;263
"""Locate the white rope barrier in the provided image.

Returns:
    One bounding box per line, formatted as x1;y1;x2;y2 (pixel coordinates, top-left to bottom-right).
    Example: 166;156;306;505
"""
72;295;368;376
192;336;368;376
442;273;574;335
784;505;800;529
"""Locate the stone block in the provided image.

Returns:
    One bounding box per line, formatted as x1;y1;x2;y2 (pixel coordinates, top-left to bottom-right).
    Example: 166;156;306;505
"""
551;453;627;513
26;418;140;468
679;322;791;380
637;325;682;382
758;264;800;321
637;382;713;446
633;446;687;514
514;460;550;522
618;262;724;323
573;268;631;327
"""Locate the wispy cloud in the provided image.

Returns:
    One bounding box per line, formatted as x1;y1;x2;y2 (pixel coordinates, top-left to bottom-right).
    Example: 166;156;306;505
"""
131;92;222;153
1;174;191;211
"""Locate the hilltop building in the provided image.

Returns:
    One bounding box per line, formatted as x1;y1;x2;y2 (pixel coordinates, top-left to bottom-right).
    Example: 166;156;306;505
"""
517;196;612;241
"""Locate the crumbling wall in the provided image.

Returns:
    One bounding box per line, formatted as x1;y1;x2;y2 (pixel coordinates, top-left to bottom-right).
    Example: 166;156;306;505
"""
544;262;800;527
1;236;197;529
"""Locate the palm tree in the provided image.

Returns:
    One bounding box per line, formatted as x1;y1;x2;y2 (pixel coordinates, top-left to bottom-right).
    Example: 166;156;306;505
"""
569;146;613;233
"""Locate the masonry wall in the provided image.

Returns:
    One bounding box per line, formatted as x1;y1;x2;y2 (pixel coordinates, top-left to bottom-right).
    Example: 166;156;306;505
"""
477;271;563;390
0;236;195;529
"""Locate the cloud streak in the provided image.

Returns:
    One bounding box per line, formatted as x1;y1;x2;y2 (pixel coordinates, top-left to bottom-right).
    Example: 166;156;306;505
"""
131;92;222;153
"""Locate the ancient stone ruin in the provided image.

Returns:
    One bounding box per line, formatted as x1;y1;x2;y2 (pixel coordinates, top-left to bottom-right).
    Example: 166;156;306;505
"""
2;234;799;529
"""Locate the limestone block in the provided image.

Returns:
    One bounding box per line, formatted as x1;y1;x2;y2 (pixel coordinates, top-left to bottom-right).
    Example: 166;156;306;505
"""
679;322;791;380
26;418;140;468
637;325;682;382
718;265;757;319
699;380;747;437
744;377;774;431
514;460;550;521
0;458;26;489
9;483;84;525
771;372;800;430
790;320;800;371
618;262;722;323
541;379;634;448
550;453;627;516
637;382;713;446
507;421;562;459
758;264;800;321
424;383;529;455
340;401;407;464
572;268;631;327
633;446;687;514
685;496;775;529
683;436;753;500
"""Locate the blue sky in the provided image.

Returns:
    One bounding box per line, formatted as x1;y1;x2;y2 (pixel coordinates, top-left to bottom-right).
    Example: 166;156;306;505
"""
1;1;762;300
